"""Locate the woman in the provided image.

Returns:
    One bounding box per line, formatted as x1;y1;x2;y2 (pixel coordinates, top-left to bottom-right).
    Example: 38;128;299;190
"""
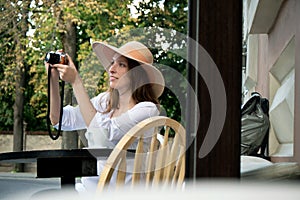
46;41;165;192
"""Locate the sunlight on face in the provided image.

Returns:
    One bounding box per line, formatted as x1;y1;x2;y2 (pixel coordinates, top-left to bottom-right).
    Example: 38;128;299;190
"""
108;54;131;92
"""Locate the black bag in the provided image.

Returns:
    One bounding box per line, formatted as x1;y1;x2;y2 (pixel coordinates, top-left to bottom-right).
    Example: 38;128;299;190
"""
241;92;270;158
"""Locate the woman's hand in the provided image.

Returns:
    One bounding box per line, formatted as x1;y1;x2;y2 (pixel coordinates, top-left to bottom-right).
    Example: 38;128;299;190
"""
51;54;79;84
45;61;60;81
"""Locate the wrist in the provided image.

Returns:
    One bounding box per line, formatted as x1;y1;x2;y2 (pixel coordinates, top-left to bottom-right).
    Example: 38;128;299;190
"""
71;74;82;87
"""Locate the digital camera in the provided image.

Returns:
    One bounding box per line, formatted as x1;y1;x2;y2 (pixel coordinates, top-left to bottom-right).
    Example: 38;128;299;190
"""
45;51;68;65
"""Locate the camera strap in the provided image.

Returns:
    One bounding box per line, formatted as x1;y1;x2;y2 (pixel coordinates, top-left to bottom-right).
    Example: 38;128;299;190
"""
47;65;64;140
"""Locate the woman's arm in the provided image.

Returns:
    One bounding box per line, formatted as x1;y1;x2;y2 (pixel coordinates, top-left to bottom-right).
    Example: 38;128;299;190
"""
71;75;97;127
52;55;96;127
45;62;61;125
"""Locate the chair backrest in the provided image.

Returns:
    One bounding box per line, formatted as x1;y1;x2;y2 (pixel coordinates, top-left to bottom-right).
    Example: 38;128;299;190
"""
97;116;186;192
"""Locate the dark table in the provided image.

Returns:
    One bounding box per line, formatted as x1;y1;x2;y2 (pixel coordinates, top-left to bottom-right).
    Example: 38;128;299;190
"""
0;148;112;189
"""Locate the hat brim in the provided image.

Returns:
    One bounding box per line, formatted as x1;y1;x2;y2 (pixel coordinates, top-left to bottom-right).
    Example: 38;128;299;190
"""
92;41;165;98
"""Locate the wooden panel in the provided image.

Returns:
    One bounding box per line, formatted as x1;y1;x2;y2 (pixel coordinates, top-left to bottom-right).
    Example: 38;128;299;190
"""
187;0;242;178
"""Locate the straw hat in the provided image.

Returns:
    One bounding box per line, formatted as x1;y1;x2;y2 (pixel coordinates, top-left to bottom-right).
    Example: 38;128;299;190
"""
92;41;165;98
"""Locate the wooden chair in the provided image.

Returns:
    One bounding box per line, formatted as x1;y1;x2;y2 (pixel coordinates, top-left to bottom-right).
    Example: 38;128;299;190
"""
97;116;186;192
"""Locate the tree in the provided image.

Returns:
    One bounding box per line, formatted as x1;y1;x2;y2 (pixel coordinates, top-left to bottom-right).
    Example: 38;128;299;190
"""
51;2;79;148
0;0;31;171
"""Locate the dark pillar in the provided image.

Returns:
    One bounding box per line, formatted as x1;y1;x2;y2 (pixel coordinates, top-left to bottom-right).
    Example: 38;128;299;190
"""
186;0;242;178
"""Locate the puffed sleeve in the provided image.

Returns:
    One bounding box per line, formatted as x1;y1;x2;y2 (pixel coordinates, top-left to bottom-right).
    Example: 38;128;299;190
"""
54;92;108;131
108;102;160;144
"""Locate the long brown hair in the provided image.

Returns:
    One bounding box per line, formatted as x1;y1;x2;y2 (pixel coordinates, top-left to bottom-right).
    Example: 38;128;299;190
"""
102;57;160;113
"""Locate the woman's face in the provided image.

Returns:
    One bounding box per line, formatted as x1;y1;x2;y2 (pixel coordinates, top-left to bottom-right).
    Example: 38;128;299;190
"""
108;54;130;91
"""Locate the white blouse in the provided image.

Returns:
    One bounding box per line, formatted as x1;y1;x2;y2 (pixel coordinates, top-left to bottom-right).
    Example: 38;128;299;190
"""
57;92;160;147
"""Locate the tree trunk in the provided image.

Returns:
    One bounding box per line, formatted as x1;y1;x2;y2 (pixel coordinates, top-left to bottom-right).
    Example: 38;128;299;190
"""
13;1;29;172
13;69;25;172
61;18;79;149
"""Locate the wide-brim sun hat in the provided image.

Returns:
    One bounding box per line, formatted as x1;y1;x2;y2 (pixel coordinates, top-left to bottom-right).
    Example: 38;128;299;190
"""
92;41;165;98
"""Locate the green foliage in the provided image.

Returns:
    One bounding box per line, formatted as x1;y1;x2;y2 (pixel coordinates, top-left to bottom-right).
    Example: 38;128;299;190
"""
0;0;30;130
0;0;188;131
132;0;188;123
